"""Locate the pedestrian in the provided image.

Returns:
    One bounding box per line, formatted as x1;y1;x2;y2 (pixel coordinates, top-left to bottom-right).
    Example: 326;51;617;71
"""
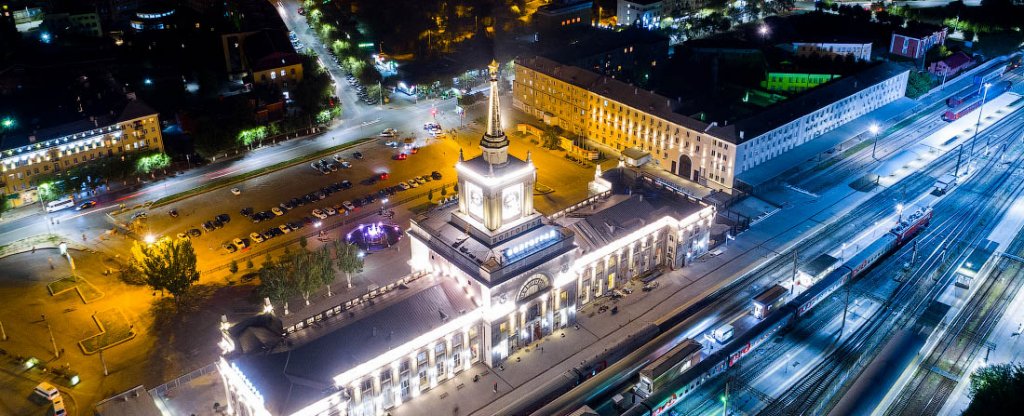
31;245;36;253
541;346;544;353
493;382;498;393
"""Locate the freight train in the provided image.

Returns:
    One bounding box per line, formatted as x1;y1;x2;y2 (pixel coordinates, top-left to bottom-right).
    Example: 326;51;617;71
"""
943;81;1012;122
619;207;933;416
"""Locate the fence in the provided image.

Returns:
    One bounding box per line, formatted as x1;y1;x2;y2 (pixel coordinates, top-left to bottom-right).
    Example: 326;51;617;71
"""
283;271;428;334
148;361;218;398
548;190;612;221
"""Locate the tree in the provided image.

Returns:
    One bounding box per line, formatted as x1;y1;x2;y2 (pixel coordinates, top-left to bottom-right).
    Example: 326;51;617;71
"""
906;71;935;98
542;125;563;150
333;241;364;288
257;263;294;306
299;235;308;249
229;260;239;274
440;184;448;199
135;152;171;174
965;363;1024;415
427;188;434;203
127;238;200;304
246;259;254;269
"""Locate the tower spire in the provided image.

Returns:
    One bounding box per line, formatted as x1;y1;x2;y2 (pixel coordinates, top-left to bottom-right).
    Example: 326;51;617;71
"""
479;60;510;165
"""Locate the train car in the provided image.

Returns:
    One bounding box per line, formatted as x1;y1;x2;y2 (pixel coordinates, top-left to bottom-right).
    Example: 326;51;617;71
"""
636;339;703;397
946;85;980;107
1008;52;1023;71
943;97;983;121
752;284;788;319
620;207;934;416
973;65;1005;85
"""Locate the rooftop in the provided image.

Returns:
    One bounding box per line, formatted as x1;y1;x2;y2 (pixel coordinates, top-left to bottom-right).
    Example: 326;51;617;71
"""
938;51;974;68
0;99;159;152
556;192;704;252
536;26;668;65
229;279;476;415
242;29;300;72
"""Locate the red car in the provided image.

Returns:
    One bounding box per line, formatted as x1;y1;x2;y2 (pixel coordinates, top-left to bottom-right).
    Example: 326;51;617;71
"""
393;153;408;160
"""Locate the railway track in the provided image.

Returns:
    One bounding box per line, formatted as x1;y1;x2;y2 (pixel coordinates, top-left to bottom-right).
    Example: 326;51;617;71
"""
793;69;1024;194
756;123;1024;416
657;107;1024;416
884;225;1024;415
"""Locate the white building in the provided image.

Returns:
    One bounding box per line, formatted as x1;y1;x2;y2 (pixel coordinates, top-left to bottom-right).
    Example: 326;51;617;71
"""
218;61;715;416
617;0;663;29
793;41;873;62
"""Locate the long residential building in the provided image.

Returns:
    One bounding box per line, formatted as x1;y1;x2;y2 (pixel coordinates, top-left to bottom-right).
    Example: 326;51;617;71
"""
0;100;163;206
513;56;909;191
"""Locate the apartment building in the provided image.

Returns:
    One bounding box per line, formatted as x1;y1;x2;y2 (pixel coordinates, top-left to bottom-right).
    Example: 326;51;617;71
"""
513;56;909;191
793;41;872;61
0;100;163;206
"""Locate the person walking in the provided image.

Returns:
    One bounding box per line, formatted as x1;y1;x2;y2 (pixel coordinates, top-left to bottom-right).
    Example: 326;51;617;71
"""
493;382;498;393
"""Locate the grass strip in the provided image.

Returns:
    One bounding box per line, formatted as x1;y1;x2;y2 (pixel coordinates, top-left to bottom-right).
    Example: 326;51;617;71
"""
152;138;372;207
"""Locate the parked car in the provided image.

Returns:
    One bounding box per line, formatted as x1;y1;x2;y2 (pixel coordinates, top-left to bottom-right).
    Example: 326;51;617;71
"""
202;222;216;232
215;214;230;223
250;232;265;243
312;209;328;219
230;188;241;195
642;281;660;291
223;243;237;253
398;182;411;190
33;382;61;401
279;224;293;234
232;238;247;250
431;171;443;180
324;207;337;216
240;207;254;217
342;201;356;211
188;228;202;237
353;151;363;159
272;207;285;216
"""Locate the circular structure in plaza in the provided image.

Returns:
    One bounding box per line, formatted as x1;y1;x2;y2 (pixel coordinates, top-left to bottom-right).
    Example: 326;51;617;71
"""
346;222;402;251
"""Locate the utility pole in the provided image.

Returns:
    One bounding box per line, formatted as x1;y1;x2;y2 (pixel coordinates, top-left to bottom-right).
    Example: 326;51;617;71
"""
954;143;964;176
100;349;108;376
721;378;730;416
791;250;799;290
839;270;853;338
42;315;58;358
0;318;7;341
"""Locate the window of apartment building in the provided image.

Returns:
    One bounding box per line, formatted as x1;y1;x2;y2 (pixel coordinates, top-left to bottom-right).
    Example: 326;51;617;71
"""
417;351;429;389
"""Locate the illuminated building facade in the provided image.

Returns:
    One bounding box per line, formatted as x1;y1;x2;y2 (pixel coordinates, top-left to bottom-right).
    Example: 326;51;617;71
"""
513;56;909;191
0;100;163;206
219;62;713;416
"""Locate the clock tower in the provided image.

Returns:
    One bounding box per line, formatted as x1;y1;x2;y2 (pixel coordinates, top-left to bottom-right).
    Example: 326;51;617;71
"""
454;60;537;237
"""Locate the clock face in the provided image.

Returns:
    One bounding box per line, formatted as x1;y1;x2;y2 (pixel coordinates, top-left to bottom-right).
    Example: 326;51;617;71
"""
466;182;484;218
502;185;522;220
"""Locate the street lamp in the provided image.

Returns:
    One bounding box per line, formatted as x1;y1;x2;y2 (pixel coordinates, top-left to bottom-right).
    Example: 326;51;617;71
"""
143;234;156;244
869;123;881;160
896;203;905;224
970;82;993;161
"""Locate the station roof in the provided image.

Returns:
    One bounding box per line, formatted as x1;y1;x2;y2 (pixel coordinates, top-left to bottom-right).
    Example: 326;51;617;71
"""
559;193;704;252
230;279;475;415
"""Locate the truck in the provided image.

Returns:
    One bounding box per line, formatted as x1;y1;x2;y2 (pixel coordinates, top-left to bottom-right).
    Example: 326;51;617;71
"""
932;173;957;196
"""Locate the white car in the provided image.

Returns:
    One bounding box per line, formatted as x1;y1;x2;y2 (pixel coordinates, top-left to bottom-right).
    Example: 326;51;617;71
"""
249;232;265;243
272;207;285;216
278;224;292;234
33;382;60;401
311;209;328;219
384;141;398;148
232;238;247;250
324;207;337;216
342;201;356;211
340;161;352;168
333;153;344;162
408;180;420;188
230;188;241;195
398;182;411;190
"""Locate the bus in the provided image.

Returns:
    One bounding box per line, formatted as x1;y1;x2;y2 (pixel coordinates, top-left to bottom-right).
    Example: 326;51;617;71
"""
45;197;75;212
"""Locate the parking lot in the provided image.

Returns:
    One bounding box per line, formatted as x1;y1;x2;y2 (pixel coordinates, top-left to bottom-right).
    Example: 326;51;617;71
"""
121;126;458;268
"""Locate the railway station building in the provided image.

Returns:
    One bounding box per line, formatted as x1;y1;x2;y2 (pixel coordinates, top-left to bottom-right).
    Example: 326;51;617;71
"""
219;62;715;416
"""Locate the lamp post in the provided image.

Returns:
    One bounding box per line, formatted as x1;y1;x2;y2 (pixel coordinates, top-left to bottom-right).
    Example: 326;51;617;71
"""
869;123;881;160
969;82;993;161
897;203;905;224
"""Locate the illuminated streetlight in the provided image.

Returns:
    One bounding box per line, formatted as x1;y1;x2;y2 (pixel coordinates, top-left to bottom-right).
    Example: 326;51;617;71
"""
896;203;905;224
143;234;156;244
